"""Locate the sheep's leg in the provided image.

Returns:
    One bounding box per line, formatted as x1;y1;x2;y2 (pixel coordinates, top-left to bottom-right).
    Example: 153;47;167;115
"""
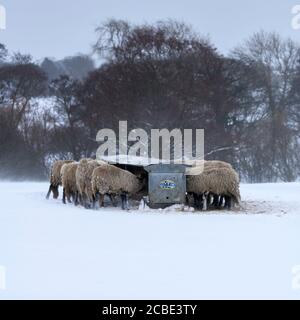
121;194;125;210
109;194;117;207
99;194;105;207
193;193;198;208
78;193;83;206
72;192;76;205
62;188;66;204
125;193;130;210
199;194;204;210
121;193;129;210
82;193;89;209
93;192;100;209
224;196;232;210
202;193;208;211
81;193;86;207
92;195;96;209
85;195;92;209
218;195;224;208
212;194;219;208
74;192;80;206
186;193;194;207
208;193;214;208
185;194;190;206
67;193;72;203
193;193;203;210
46;185;52;200
227;197;232;210
52;186;59;199
142;197;147;209
46;184;59;200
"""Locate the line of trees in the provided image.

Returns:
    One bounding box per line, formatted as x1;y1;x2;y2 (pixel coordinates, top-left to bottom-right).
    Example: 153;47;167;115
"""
1;20;300;182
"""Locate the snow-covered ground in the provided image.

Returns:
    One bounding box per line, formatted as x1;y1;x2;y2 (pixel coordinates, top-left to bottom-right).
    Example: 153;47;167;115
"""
0;182;300;299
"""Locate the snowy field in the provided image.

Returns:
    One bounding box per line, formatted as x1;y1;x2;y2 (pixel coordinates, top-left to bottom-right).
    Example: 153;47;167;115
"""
0;182;300;300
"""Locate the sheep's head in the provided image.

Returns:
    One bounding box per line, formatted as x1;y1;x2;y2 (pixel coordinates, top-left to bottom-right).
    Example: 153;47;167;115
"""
136;174;148;192
52;186;59;199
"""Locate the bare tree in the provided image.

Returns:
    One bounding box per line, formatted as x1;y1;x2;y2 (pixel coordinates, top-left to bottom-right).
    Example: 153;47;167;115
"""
49;75;88;159
232;31;300;181
0;61;47;130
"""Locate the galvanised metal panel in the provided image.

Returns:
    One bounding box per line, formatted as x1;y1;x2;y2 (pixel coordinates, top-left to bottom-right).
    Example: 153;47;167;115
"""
145;164;187;208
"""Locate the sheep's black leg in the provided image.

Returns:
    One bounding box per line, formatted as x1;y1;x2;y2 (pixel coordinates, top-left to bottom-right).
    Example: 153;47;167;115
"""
62;188;66;204
84;198;92;209
121;194;125;210
193;193;199;208
109;194;117;207
52;186;59;199
93;193;100;209
67;193;72;203
46;184;59;200
125;193;129;210
202;192;209;211
185;194;190;206
208;193;214;208
81;193;86;207
212;194;219;208
46;185;52;200
81;193;89;209
99;194;105;207
186;193;193;207
121;193;129;210
224;196;232;210
199;194;204;210
78;193;83;206
193;193;203;210
74;192;80;206
218;196;224;208
142;197;147;209
92;194;96;209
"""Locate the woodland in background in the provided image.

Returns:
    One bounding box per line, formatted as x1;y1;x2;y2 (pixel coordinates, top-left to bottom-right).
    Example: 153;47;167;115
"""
1;20;300;182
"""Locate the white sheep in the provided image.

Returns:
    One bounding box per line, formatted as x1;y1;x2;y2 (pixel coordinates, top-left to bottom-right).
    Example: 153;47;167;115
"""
61;162;79;205
187;166;241;210
91;164;145;210
76;158;107;208
46;159;74;199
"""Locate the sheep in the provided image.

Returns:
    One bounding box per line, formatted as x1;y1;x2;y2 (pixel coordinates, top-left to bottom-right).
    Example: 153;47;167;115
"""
186;166;240;210
75;159;107;208
186;160;235;208
46;160;74;199
185;160;232;176
91;164;145;210
61;162;79;205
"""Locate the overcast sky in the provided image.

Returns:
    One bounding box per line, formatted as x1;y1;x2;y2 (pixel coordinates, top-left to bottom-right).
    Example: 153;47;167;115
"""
0;0;299;61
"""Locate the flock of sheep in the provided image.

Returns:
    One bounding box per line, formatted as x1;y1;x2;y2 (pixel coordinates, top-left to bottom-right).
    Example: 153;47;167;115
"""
46;158;241;211
46;159;145;210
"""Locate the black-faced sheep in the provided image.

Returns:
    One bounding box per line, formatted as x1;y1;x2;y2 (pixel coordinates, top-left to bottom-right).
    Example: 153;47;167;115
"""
61;162;79;205
46;160;74;199
186;166;240;210
76;159;107;208
91;164;145;210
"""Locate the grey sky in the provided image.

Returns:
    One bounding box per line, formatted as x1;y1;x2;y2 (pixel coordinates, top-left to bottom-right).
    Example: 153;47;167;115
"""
0;0;299;61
